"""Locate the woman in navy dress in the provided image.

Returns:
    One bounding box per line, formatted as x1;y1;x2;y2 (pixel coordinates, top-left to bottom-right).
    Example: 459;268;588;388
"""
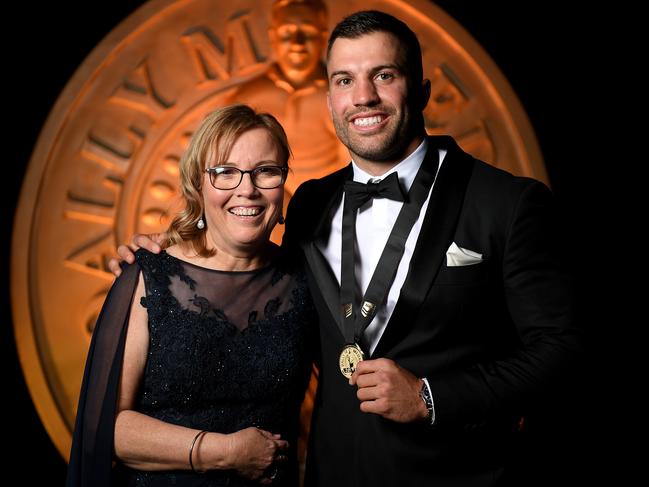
67;105;315;487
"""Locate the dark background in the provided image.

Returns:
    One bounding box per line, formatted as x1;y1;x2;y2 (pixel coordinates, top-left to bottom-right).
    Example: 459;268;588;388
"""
3;1;620;485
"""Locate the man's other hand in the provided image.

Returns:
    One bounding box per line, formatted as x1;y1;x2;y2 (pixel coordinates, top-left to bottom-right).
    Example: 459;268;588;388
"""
108;233;167;276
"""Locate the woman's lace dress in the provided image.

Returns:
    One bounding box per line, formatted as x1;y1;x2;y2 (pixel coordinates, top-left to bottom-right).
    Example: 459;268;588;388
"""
115;249;315;486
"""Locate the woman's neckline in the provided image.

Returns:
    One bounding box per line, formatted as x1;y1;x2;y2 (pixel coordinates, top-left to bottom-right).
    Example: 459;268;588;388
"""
156;246;278;274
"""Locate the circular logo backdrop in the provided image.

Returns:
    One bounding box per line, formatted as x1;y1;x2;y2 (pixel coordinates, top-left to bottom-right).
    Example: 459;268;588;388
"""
12;0;545;459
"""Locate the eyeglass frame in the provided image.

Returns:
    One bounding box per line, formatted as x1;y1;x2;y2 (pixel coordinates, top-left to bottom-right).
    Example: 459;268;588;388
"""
204;163;289;190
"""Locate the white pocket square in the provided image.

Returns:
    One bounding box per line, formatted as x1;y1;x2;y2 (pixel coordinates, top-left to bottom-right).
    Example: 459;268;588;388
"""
446;242;483;267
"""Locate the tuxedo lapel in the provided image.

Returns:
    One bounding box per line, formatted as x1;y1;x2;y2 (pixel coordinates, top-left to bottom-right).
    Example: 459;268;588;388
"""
372;137;475;357
304;244;343;335
301;165;351;337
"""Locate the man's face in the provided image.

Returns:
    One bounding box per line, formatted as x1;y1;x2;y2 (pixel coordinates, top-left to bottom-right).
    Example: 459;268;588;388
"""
327;32;424;168
270;4;327;86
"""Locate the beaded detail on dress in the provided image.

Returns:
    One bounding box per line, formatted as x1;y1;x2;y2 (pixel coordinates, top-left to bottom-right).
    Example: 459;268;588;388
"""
117;249;314;487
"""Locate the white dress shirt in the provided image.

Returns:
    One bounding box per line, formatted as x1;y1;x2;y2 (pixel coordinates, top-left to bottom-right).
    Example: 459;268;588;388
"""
316;139;447;355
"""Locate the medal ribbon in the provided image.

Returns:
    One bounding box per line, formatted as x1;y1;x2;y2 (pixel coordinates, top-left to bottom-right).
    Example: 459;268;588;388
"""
340;150;439;350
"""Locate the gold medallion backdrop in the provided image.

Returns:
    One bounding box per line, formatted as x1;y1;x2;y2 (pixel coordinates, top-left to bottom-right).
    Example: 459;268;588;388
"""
12;0;547;460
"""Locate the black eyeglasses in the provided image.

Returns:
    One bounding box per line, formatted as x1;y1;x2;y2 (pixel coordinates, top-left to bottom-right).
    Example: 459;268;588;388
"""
205;165;288;190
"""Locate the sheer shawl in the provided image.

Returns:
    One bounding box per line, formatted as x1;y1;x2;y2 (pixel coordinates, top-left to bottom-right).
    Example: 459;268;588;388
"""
66;262;140;487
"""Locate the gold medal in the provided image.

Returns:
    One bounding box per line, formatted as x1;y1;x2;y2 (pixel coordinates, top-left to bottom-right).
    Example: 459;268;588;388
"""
339;343;365;379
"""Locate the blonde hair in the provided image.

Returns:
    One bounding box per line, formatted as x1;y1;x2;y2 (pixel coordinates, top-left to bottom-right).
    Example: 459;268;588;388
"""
167;104;290;257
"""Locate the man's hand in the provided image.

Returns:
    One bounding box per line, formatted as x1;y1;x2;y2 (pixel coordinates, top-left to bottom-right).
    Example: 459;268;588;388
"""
349;358;428;423
108;233;167;277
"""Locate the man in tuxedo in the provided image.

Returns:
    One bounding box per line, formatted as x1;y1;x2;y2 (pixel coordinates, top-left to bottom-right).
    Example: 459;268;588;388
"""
282;10;580;487
113;10;579;486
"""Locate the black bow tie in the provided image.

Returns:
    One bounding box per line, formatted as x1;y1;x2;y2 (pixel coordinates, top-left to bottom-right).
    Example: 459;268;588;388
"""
343;172;406;211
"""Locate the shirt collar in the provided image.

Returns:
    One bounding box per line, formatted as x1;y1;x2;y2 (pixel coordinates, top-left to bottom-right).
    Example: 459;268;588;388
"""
351;138;428;192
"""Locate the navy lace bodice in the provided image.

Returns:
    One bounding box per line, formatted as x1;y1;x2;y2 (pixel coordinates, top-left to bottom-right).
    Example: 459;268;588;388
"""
117;249;315;487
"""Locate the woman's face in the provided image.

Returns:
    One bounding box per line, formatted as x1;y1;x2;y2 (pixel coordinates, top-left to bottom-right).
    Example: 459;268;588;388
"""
202;128;284;256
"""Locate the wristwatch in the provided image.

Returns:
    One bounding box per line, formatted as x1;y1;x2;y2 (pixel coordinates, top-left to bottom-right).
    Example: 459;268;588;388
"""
419;378;435;425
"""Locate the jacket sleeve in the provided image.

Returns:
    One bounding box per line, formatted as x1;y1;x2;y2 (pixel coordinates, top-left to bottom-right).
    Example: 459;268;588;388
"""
66;262;140;487
429;181;582;426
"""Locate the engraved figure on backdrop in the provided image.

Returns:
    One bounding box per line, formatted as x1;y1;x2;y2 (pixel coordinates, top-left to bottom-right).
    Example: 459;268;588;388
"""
225;0;346;196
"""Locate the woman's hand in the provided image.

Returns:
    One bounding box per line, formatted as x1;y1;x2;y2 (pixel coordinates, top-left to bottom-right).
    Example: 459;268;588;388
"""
225;427;288;483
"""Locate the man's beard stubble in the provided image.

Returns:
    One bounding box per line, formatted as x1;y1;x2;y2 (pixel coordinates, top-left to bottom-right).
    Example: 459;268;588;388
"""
332;106;417;164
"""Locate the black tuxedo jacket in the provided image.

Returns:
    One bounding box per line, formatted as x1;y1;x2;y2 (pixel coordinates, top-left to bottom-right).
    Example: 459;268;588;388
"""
283;136;580;487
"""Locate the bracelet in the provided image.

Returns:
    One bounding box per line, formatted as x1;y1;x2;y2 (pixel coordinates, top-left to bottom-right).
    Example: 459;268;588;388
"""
189;430;208;474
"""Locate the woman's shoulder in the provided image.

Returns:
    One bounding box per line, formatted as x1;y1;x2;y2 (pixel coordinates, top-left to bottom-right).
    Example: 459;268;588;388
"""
134;247;183;277
135;245;204;289
134;247;164;268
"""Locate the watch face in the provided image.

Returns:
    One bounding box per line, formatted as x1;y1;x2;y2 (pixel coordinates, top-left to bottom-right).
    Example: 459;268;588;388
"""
420;380;435;424
420;381;433;408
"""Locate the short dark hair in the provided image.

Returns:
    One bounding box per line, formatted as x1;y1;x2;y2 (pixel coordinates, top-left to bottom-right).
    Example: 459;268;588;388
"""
326;10;423;86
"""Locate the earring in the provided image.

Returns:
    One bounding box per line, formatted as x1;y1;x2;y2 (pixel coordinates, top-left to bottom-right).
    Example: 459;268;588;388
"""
278;215;285;225
197;217;205;230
